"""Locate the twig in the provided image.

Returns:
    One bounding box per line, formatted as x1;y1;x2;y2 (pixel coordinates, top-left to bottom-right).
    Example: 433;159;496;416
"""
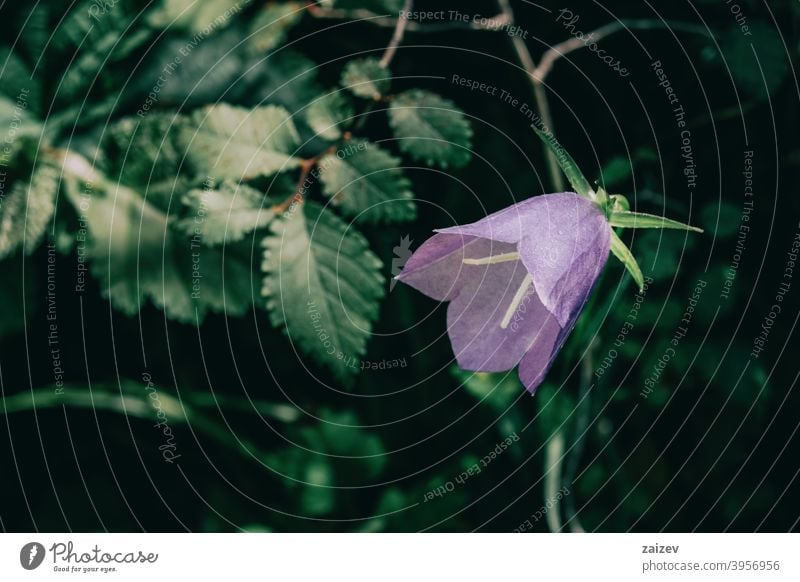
496;1;713;192
496;0;564;191
307;4;507;33
379;0;413;68
272;157;318;214
536;19;711;81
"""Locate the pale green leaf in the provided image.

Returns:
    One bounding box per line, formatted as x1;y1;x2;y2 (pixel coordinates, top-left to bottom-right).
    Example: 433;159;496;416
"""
608;210;703;233
532;125;593;198
341;57;390;100
262;201;385;383
64;169;257;322
247;2;304;55
610;230;644;292
104;113;192;207
181;103;302;180
389;89;472;169
331;0;403;11
0;48;41;116
305;92;354;140
174;180;278;245
148;0;244;33
0;163;60;259
0;96;43;163
318;140;415;223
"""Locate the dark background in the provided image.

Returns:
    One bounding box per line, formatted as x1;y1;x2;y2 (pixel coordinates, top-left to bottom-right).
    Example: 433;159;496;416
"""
1;0;799;532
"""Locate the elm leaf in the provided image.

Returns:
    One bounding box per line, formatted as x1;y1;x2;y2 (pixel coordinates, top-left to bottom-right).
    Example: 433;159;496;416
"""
175;181;278;245
318;140;415;223
63;165;257;322
388;89;472;168
305;92;354;140
262;201;385;383
181;103;301;181
0;163;60;259
247;2;304;55
341;57;390;100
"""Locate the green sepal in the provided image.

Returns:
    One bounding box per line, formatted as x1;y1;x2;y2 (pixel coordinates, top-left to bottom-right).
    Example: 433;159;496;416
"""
608;210;703;233
609;230;644;292
532;124;593;199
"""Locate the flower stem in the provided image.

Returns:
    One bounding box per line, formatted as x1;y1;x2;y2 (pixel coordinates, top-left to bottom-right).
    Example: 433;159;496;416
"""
544;429;565;532
561;337;598;532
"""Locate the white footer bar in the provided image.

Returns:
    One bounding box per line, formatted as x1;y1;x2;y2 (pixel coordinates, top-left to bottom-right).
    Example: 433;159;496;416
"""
1;533;797;581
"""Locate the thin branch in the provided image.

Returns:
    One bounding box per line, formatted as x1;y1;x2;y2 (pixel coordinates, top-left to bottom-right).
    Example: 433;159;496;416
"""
535;19;712;81
496;2;714;192
534;21;626;82
379;0;413;68
497;0;564;191
307;4;507;33
272;156;317;214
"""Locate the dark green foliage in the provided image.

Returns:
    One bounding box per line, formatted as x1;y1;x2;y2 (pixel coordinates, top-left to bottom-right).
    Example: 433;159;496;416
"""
389;90;473;168
0;0;796;535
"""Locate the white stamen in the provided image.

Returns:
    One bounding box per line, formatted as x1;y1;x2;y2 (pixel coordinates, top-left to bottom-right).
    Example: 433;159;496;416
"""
500;274;533;329
463;252;520;265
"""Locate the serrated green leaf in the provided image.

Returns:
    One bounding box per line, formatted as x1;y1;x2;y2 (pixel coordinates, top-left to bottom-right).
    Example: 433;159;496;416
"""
305;92;354;140
0;163;60;259
238;50;322;112
0;48;41;117
247;2;304;55
174;180;278;245
0;96;43;164
64;167;257;322
532;125;593;199
148;0;244;33
104;113;192;207
262;201;385;383
388;89;473;169
181;103;302;181
341;57;390;100
331;0;403;11
610;230;644;292
608;210;703;233
53;1;153;104
318;140;415;223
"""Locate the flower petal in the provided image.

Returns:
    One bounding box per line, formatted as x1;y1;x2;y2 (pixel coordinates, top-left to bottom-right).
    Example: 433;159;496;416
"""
396;233;515;301
446;251;555;373
434;192;584;244
516;194;610;327
517;321;571;393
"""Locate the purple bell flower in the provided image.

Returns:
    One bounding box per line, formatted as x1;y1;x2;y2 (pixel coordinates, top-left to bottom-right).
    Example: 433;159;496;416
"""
396;192;611;394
